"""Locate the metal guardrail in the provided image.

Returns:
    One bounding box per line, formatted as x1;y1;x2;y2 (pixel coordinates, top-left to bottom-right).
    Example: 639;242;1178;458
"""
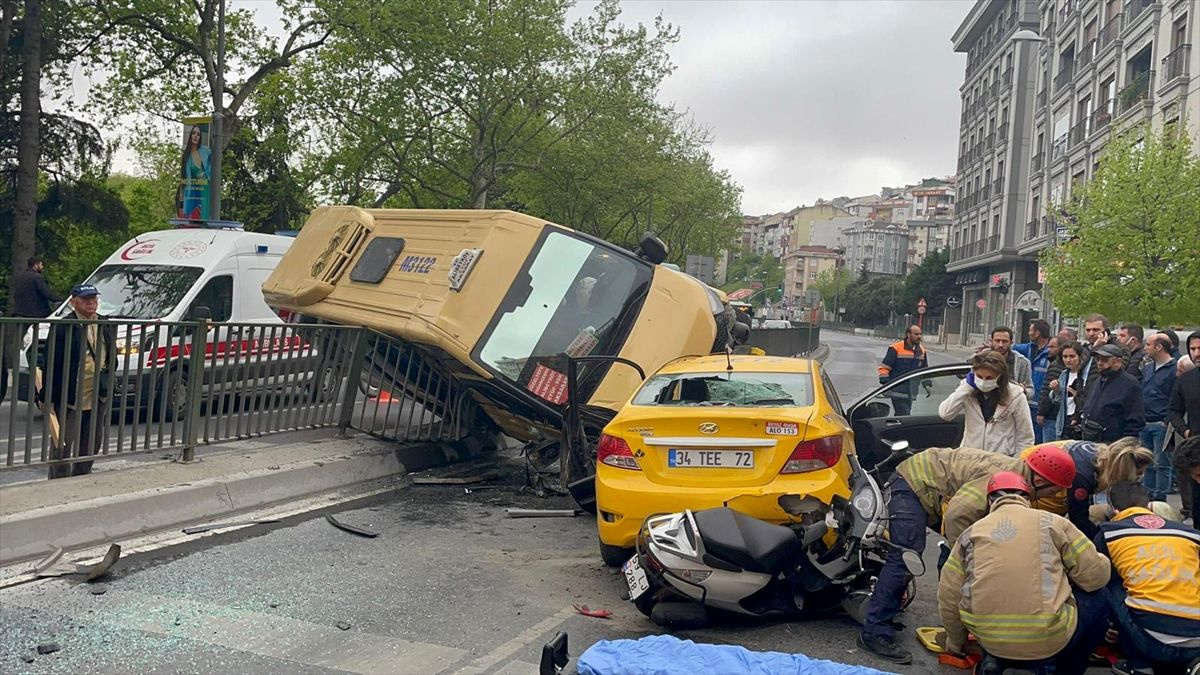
0;318;476;478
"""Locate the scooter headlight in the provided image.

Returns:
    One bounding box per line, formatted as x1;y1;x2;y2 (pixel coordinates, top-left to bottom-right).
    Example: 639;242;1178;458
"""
852;488;878;520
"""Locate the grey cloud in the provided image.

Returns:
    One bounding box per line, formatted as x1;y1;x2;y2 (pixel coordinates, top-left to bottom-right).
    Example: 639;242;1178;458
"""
589;0;971;212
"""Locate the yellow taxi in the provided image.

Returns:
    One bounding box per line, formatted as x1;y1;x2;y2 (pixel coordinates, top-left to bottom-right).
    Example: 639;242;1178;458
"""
595;353;854;566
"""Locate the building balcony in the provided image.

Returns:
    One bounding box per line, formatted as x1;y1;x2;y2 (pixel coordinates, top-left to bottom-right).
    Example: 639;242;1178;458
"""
1162;44;1191;84
1054;67;1075;93
1031;152;1045;174
997;123;1009;143
1091;100;1115;133
1003;67;1013;88
1025;219;1040;241
980;186;992;202
1050;136;1068;162
1119;71;1154;114
1037;88;1047;108
1057;1;1080;30
983;132;995;150
1098;14;1123;51
1079;39;1097;69
1124;0;1156;27
992;178;1004;196
1069;119;1090;148
986;234;1000;252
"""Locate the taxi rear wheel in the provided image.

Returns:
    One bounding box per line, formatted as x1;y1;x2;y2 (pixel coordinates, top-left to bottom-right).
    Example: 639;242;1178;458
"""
599;540;632;568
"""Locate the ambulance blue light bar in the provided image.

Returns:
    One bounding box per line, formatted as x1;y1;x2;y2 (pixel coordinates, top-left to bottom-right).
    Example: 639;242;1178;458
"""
169;218;245;230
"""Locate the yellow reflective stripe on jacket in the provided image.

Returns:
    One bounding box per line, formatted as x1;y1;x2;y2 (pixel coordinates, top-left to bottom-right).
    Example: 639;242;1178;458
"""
1125;597;1200;619
960;605;1076;643
1062;534;1091;567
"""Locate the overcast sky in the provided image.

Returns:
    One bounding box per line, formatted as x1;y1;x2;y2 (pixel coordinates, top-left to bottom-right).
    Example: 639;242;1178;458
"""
95;0;971;215
584;0;972;214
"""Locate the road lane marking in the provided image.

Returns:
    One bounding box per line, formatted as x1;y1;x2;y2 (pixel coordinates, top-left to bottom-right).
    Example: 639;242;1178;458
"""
454;605;576;675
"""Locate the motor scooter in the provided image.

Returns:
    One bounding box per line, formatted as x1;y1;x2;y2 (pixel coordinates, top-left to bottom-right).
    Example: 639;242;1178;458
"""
624;439;925;627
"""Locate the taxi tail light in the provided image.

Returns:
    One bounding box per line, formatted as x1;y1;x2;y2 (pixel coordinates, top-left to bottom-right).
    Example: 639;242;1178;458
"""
781;435;843;474
597;434;641;471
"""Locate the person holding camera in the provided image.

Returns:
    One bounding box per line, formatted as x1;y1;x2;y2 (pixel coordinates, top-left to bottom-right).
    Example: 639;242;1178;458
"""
1048;341;1092;441
1076;343;1145;444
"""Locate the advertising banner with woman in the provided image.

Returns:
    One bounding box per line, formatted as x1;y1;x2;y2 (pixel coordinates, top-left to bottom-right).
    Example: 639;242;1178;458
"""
177;116;212;221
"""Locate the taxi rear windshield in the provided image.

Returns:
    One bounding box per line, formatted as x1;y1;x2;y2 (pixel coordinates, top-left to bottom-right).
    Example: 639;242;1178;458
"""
632;371;814;407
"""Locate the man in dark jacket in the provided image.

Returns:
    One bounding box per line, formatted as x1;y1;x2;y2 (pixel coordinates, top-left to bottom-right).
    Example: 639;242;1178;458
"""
11;257;59;318
1078;343;1145;443
1140;333;1178;501
877;325;928;415
1082;314;1122;393
1016;319;1053;442
1038;336;1065;437
44;284;116;479
1119;323;1147;376
1168;332;1200;523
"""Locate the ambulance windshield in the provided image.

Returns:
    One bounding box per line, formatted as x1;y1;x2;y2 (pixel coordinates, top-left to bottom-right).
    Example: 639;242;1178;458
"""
66;264;205;319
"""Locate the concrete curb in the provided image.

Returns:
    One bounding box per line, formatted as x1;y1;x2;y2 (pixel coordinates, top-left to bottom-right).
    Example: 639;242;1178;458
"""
809;344;831;363
0;435;485;567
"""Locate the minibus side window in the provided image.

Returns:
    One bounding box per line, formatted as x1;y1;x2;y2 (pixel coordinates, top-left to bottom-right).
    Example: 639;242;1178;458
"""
190;275;233;322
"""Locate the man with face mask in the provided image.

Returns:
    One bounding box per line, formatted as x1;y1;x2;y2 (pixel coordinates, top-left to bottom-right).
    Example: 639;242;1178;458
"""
1077;343;1146;443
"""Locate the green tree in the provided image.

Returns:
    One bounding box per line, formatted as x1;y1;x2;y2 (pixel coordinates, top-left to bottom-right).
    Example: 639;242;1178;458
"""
301;0;676;209
1040;123;1200;325
812;267;852;312
844;276;904;327
901;248;954;316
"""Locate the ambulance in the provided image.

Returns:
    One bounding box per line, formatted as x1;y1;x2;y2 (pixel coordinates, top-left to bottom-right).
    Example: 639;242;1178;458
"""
20;222;300;417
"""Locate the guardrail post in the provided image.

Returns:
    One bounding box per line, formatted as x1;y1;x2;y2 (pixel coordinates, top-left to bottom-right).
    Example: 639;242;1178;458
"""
337;329;369;438
180;318;208;462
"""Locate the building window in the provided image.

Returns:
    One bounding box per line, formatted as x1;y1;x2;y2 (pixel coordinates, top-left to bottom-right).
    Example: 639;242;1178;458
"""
809;271;818;280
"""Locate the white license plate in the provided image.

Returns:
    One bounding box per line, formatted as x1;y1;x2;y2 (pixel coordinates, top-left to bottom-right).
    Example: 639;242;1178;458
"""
623;555;650;600
668;449;754;468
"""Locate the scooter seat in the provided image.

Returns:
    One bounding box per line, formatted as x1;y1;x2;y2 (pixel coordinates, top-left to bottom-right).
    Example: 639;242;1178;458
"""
693;507;803;575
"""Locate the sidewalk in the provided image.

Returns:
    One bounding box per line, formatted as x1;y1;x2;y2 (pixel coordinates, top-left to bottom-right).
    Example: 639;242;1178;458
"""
0;431;467;566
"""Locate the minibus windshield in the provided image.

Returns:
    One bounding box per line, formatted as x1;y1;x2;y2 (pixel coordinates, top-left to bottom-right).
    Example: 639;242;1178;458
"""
478;231;650;392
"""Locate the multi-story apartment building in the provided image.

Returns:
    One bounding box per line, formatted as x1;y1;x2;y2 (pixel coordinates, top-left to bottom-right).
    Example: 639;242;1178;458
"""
951;0;1043;343
782;246;842;309
1022;0;1198;327
952;0;1198;342
907;218;954;268
844;221;913;277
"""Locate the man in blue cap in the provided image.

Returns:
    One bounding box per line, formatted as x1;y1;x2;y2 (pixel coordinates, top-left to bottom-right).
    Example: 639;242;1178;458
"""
44;284;116;479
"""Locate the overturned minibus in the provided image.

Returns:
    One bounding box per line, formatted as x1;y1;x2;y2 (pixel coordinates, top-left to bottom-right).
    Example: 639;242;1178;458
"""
262;207;738;499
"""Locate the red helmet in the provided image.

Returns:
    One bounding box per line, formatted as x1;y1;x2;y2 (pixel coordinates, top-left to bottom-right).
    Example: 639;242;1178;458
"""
987;471;1032;497
1023;444;1076;489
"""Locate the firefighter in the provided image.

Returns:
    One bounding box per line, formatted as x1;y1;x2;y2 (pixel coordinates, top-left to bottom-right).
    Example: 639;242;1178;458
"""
938;471;1111;675
940;438;1154;544
858;445;1077;664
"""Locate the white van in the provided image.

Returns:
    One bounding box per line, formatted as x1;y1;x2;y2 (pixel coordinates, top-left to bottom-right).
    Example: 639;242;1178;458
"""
20;223;299;416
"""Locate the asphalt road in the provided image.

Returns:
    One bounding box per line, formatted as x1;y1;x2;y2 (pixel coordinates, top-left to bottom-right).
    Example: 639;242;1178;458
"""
0;333;1093;675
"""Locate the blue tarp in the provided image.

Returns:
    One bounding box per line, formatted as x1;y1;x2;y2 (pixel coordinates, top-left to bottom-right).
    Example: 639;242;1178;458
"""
577;634;896;675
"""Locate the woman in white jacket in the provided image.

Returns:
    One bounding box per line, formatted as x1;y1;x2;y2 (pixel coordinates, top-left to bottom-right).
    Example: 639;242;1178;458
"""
938;350;1035;456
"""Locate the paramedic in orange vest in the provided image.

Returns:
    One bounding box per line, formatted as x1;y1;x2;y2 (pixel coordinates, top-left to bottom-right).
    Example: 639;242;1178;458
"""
879;325;930;415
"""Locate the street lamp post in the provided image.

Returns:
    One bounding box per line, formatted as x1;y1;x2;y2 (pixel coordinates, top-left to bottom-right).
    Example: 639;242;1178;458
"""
208;0;227;220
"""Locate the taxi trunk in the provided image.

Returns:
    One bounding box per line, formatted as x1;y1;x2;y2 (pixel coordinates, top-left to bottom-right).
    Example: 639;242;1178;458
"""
613;409;820;488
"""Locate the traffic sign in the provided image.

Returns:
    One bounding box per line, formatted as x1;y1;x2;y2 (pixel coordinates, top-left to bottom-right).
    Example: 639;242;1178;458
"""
946;296;962;309
1056;226;1070;239
976;298;987;309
